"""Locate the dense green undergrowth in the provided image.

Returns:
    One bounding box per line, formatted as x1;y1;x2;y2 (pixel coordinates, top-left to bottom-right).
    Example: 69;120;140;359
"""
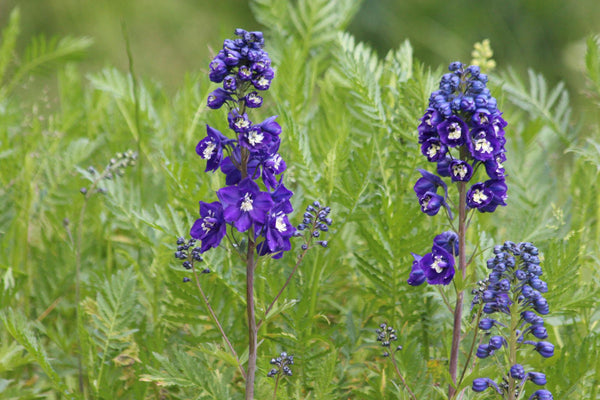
2;2;600;399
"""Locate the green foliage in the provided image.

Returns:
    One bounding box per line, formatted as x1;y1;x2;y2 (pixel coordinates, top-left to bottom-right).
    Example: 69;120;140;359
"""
1;1;600;399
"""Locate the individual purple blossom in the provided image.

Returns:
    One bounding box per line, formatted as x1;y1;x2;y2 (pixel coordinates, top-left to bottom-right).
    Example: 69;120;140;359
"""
196;125;230;172
529;390;553;400
217;177;274;232
262;153;286;189
471;378;501;393
245;91;263;108
207;88;232;109
437;115;469;147
407;253;426;286
257;205;295;259
449;159;473;182
228;109;252;134
421;244;455;285
190;201;227;253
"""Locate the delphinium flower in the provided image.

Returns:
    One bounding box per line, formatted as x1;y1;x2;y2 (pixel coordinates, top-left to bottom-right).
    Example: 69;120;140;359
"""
408;61;507;398
192;28;295;261
472;241;553;399
374;323;416;400
188;29;328;400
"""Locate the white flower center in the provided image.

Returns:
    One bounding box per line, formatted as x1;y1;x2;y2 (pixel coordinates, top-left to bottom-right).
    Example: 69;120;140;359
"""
258;77;269;87
201;211;215;233
272;155;282;170
452;164;467;178
240;193;254;212
475;138;493;154
248;130;264;146
472;189;488;204
427;144;440;158
235;118;250;130
275;215;287;232
448;122;462;140
202;141;216;159
432;256;445;273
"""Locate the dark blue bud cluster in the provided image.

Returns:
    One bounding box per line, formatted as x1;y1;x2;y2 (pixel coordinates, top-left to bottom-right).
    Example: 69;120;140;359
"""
207;29;273;110
296;201;332;250
267;351;294;378
174;237;210;281
80;150;137;195
472;241;553;398
375;322;402;357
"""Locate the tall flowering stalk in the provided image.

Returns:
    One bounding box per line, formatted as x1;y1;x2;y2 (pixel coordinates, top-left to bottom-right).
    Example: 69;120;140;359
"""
472;241;554;400
407;62;508;398
188;29;330;399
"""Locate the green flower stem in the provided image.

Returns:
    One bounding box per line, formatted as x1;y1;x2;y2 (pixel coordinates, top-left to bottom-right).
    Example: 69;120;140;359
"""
245;235;258;400
457;303;484;389
449;181;468;399
390;352;417;400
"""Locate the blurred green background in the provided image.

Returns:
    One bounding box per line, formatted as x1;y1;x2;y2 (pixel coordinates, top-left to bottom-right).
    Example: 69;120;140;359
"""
2;0;599;94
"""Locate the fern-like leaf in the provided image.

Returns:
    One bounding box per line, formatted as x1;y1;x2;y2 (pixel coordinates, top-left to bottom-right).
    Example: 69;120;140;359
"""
0;7;20;87
0;309;76;398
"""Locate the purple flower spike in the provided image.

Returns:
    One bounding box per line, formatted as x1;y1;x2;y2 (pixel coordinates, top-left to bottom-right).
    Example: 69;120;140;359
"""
190;201;227;253
421;245;455;285
407;253;425;286
217;178;274;232
196;125;229;172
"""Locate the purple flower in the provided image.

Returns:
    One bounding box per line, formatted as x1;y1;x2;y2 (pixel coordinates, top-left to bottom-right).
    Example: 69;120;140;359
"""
196;125;229;172
468;125;500;161
535;341;554;358
190;201;227;253
421;138;447;162
418;192;445;216
414;169;449;198
528;390;553;400
257;205;295;258
209;56;228;83
245;91;263;108
510;364;525;380
217;178;274;232
433;231;459;256
479;179;508;212
420;245;455;285
449;159;473;182
528;372;547;386
269;180;294;214
252;67;274;90
228;110;252;134
262;153;286;189
472;378;501;393
437;115;468;147
407;253;425;286
466;182;493;210
207;88;232;109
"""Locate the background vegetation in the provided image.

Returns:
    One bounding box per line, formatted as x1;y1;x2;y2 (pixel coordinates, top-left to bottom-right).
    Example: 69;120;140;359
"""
1;0;600;399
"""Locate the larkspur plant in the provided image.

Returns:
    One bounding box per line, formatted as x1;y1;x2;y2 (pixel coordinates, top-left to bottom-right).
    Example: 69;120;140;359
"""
407;61;509;398
187;29;329;400
375;323;417;400
472;242;554;399
267;351;294;399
